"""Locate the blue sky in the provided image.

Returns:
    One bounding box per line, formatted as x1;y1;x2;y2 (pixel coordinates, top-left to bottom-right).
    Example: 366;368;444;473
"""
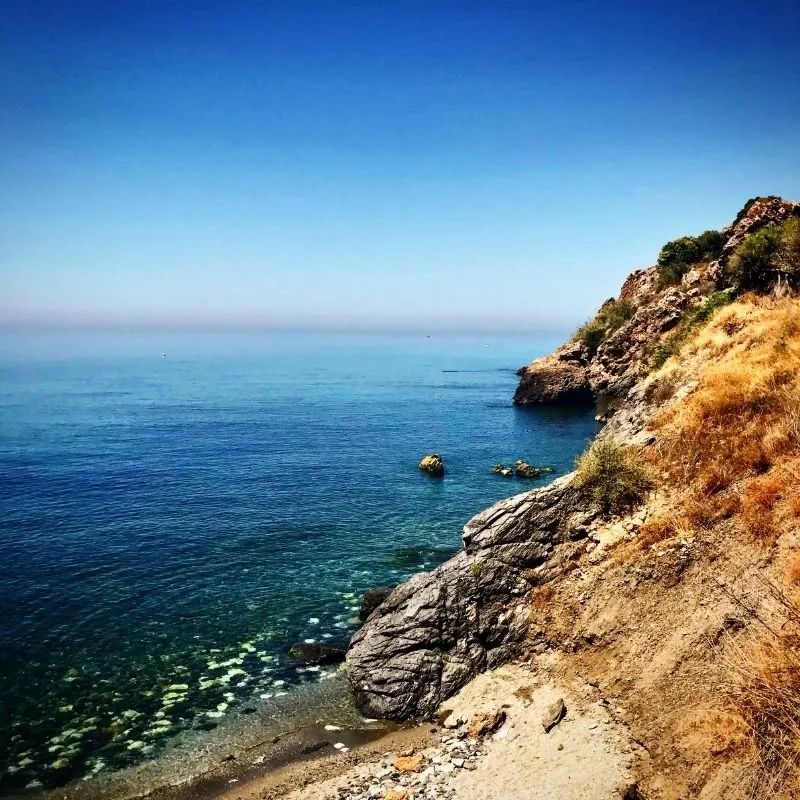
1;0;798;331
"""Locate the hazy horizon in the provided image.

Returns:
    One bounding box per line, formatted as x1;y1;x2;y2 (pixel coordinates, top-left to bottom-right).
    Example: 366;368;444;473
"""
2;1;799;331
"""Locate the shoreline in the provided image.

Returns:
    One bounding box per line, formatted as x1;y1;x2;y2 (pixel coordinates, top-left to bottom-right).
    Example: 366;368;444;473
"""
25;674;412;800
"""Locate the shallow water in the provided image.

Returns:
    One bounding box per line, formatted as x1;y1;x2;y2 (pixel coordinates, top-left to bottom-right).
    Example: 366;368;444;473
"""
0;330;595;795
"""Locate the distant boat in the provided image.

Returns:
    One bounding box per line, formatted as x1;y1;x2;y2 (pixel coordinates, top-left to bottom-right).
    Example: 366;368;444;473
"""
161;353;166;358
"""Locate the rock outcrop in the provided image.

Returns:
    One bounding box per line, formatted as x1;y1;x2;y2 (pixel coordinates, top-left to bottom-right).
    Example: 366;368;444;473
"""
513;341;592;406
514;197;800;407
720;196;800;266
346;476;598;719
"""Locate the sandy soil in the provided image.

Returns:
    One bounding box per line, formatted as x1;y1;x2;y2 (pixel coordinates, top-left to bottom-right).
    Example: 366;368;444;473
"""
271;664;636;800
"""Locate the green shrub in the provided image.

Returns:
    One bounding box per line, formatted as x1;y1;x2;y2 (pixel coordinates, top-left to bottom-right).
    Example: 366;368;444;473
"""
656;230;725;286
574;438;652;514
574;299;635;357
651;290;735;369
776;218;800;283
723;218;800;292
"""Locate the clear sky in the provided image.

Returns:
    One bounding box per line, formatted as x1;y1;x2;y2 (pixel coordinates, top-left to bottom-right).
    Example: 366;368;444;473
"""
1;0;799;332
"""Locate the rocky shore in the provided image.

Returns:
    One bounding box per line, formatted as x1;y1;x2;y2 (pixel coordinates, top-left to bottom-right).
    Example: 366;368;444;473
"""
347;195;800;724
337;196;800;800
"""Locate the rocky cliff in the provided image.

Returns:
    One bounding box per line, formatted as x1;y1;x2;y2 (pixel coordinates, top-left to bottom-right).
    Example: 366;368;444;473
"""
513;196;800;407
347;476;599;719
347;198;800;744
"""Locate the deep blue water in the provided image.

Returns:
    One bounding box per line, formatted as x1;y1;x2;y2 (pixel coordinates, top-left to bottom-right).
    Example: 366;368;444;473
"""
0;331;595;794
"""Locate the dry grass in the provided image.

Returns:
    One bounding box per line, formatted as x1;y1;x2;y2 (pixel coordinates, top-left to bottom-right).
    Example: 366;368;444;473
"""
741;472;788;541
640;297;800;794
722;620;800;798
650;297;800;544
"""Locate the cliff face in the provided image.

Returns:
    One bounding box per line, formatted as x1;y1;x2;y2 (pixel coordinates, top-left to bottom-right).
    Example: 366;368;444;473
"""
513;196;800;407
346;196;800;799
347;477;598;719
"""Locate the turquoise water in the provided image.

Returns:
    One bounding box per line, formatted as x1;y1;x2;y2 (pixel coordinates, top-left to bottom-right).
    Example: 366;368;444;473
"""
0;331;595;794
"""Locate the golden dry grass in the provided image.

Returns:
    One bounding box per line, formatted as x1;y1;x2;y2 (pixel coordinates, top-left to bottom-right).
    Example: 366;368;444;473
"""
721;611;800;799
650;296;800;544
642;296;800;794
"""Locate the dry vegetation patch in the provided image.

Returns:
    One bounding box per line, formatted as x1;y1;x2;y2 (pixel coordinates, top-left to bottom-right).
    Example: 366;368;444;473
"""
638;298;800;795
650;296;800;544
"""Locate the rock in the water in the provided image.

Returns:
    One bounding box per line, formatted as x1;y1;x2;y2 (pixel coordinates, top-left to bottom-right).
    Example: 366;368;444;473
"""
346;474;599;720
514;460;540;478
418;454;444;477
491;464;514;477
359;587;395;622
287;642;346;665
541;698;566;732
467;710;506;739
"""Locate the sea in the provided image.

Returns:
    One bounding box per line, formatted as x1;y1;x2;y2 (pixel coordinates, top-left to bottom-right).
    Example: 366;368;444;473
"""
0;330;596;797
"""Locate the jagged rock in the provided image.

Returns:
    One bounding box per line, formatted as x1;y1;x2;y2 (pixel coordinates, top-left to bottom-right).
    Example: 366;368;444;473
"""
359;587;395;622
467;710;506;739
589;286;694;398
541;698;566;732
720;196;800;268
418;454;444;476
617;267;659;305
491;464;514;477
287;642;346;665
513;342;593;406
346;475;599;720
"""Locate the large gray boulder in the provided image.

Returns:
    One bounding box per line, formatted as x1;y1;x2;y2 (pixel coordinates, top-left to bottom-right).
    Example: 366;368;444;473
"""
346;475;596;720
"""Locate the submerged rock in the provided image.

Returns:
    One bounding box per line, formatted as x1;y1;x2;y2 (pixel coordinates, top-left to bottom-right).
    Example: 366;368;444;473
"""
287;642;346;666
346;475;599;720
359;587;395;622
418;453;444;476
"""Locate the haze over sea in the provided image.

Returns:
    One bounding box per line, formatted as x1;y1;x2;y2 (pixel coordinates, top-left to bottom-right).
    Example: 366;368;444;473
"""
0;330;595;795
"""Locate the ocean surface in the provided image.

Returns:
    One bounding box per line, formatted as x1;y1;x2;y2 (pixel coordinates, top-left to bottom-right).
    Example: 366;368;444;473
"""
0;330;596;796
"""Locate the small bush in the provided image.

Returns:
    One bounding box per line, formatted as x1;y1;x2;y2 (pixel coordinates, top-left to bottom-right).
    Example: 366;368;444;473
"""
652;290;736;369
724;218;800;292
574;299;635;357
777;218;800;280
574;437;653;514
657;230;725;286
